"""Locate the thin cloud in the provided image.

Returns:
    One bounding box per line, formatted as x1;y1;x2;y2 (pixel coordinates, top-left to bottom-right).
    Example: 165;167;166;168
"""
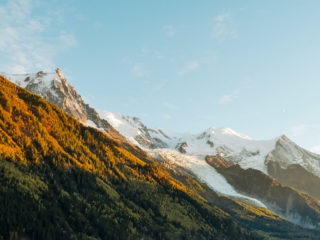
59;32;78;49
162;114;172;120
154;50;164;60
162;25;175;37
140;48;165;60
218;90;239;104
290;124;320;137
212;13;237;40
162;101;178;110
122;55;150;78
291;124;307;137
178;60;199;76
132;63;149;77
0;0;77;73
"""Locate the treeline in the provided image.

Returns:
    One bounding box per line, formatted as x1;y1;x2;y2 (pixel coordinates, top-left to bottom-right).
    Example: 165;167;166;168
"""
0;76;258;239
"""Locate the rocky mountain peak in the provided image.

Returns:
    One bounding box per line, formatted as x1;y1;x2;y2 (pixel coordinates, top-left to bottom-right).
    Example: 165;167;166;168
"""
56;68;64;80
2;69;113;132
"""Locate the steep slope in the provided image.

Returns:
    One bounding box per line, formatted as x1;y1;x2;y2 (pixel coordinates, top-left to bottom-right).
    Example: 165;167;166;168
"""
6;70;320;181
148;148;267;207
170;127;277;174
266;135;320;177
99;111;170;148
102;111;320;203
4;69;320;233
268;161;320;200
2;75;320;239
0;75;264;239
2;69;114;134
206;155;320;229
266;136;320;200
6;70;320;177
99;109;320;185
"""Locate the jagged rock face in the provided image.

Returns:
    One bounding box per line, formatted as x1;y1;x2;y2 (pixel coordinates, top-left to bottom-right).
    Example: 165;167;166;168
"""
206;140;214;148
176;142;188;153
129;117;169;149
35;73;87;122
2;69;113;132
98;111;170;149
205;155;231;169
266;135;320;178
268;161;320;200
5;69;320;229
207;157;320;229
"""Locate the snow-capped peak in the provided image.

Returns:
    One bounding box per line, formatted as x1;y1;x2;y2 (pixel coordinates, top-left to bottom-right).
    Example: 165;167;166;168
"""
2;69;114;133
1;70;62;89
98;110;171;148
204;127;253;140
266;134;320;177
93;111;280;174
2;69;90;121
206;128;253;140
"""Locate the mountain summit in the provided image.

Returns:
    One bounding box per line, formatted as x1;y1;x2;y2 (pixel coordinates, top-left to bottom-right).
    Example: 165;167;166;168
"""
2;69;114;133
3;69;320;232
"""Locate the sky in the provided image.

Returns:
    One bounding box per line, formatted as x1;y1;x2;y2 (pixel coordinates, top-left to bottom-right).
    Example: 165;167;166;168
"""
1;0;320;153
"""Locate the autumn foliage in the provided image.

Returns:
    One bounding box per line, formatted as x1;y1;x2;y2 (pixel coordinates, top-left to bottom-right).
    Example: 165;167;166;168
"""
0;76;261;240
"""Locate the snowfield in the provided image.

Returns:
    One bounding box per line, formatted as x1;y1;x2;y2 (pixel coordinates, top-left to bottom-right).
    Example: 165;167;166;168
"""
148;148;267;207
97;108;320;179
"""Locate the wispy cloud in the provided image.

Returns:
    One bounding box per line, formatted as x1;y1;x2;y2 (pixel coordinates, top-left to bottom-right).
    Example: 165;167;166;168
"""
0;0;77;73
218;90;239;104
178;60;199;76
122;56;150;78
162;114;172;120
162;101;178;110
132;63;149;77
290;124;320;138
140;48;164;60
291;124;307;137
212;13;237;40
59;32;78;49
162;25;175;37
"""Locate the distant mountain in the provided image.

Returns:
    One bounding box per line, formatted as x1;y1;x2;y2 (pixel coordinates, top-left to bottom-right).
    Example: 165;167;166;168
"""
101;110;320;203
206;155;320;229
3;72;320;239
4;69;320;233
1;75;276;239
100;109;320;202
100;111;320;181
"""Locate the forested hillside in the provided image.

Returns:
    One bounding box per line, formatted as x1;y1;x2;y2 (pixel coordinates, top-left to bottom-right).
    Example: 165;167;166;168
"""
0;76;259;239
0;76;319;240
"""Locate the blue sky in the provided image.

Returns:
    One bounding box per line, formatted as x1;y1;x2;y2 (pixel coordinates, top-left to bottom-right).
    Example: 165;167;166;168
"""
1;0;320;152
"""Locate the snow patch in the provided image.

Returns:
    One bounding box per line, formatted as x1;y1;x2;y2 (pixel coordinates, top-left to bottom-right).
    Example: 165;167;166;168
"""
149;148;266;208
86;120;97;128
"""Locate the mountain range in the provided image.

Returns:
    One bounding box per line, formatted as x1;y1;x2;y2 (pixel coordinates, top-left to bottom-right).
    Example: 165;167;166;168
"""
1;69;320;239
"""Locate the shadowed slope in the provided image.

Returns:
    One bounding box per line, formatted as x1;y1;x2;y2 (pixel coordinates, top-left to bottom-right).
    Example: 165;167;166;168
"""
206;155;320;230
1;76;320;239
0;76;261;239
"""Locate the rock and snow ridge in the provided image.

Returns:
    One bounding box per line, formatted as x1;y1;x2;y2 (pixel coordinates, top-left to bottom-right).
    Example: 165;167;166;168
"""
3;69;320;202
1;69;113;133
99;105;320;178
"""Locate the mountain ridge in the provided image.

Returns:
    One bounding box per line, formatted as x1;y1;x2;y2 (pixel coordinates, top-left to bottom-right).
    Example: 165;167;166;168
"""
3;72;320;239
3;69;320;231
3;69;320;183
0;75;261;239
